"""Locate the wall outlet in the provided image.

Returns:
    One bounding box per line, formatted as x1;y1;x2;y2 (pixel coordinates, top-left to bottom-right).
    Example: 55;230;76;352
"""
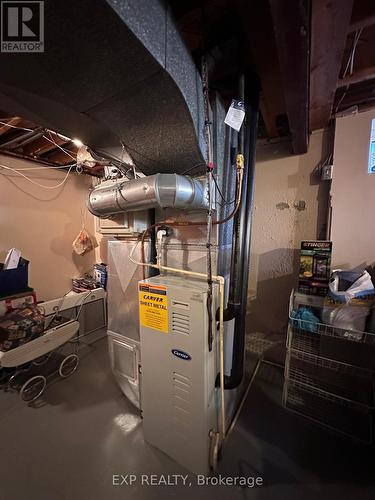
321;163;333;181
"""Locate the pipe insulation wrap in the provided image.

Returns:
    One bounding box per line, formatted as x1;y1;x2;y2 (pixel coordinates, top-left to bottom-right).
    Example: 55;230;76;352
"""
87;174;208;217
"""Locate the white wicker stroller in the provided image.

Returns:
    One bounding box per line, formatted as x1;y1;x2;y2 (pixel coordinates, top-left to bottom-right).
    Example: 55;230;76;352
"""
0;318;80;403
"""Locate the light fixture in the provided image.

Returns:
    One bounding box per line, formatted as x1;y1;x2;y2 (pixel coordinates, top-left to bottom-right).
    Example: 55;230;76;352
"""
72;138;83;147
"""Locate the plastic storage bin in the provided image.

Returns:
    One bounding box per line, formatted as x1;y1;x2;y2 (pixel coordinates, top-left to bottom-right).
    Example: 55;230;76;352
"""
0;258;29;298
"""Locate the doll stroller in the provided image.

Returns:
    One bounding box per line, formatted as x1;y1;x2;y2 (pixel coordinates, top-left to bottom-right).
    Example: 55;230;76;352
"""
0;316;80;403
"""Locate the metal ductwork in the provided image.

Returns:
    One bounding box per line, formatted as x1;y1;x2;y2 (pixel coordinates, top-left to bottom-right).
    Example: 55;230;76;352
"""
88;174;208;217
0;0;205;175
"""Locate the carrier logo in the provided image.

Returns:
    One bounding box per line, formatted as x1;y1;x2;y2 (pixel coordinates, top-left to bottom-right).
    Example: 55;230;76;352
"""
171;349;192;361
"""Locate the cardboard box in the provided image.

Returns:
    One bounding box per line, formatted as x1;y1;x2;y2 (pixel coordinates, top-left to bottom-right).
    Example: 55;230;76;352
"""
0;258;30;298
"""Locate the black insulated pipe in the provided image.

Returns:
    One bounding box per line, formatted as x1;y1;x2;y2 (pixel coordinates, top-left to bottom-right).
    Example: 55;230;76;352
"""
223;84;259;390
227;74;246;314
148;209;159;278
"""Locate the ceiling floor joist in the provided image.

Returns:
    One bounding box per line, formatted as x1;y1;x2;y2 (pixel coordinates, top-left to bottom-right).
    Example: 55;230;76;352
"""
337;64;375;88
309;0;354;131
269;0;310;154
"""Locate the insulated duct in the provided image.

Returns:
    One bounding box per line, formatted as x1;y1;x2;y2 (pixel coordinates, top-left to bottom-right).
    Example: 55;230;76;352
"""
0;0;205;174
88;174;208;217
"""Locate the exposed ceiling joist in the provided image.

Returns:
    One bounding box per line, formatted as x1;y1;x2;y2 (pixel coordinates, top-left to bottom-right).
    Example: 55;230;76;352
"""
241;0;286;138
336;80;375;111
259;97;278;138
309;0;354;131
12;130;45;149
349;0;375;32
0;128;43;150
337;64;375;88
337;94;375;111
22;133;70;156
269;0;310;154
43;147;77;164
0;110;106;174
0;116;22;135
349;14;375;32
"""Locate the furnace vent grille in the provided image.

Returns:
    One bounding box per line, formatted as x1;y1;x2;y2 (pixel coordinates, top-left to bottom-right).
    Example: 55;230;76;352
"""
172;312;190;335
172;372;192;434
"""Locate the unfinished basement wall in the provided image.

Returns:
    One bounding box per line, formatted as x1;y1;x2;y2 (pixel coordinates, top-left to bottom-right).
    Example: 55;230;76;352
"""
248;130;330;348
0;155;96;301
331;109;375;269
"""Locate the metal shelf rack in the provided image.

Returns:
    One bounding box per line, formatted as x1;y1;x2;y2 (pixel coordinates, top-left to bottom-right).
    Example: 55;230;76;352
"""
283;291;375;443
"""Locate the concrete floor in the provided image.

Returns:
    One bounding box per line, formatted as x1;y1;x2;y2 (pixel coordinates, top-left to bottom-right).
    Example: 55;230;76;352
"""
0;333;374;500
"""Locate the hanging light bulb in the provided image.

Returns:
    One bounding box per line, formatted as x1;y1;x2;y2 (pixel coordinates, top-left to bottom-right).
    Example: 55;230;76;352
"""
72;138;83;147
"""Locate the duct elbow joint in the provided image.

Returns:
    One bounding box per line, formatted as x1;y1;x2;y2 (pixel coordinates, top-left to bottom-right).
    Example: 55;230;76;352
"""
87;173;208;217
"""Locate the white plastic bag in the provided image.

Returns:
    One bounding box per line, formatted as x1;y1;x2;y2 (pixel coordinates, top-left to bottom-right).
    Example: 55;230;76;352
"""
322;302;369;336
322;270;375;334
328;270;374;303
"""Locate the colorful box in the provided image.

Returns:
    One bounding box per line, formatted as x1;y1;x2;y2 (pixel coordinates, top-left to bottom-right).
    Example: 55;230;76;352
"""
298;241;332;296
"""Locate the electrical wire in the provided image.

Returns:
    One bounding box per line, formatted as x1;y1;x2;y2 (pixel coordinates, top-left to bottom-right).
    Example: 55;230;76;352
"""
202;53;215;352
88;147;135;180
0;120;77;161
114;134;208;178
5;164;74;171
0;120;34;132
44;130;76;160
138;167;243;239
0;162;76;189
334;29;363;115
0;119;139;186
0;120;135;179
213;174;235;205
181;162;208;175
0;118;206;183
343;29;362;79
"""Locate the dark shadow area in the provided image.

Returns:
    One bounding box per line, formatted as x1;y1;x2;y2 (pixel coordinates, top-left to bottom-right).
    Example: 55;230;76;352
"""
221;362;375;499
247;248;300;365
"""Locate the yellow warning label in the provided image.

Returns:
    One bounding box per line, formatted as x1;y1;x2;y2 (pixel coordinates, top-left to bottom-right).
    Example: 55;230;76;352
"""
139;285;168;333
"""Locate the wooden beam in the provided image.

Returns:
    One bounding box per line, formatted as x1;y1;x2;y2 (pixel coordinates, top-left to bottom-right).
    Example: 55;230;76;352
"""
259;96;278;137
337;64;375;88
22;133;70;156
335;82;375;110
269;0;310;153
337;94;375;111
309;0;353;131
349;14;375;32
349;0;375;32
239;0;286;139
0;149;71;168
43;147;77;164
0;129;42;149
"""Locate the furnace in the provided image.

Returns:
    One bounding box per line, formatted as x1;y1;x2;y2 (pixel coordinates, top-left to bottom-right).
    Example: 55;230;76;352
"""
139;275;220;474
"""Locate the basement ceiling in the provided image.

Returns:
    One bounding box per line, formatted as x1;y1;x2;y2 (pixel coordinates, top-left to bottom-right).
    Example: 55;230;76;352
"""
0;0;206;176
0;115;78;166
0;0;374;169
170;0;375;154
